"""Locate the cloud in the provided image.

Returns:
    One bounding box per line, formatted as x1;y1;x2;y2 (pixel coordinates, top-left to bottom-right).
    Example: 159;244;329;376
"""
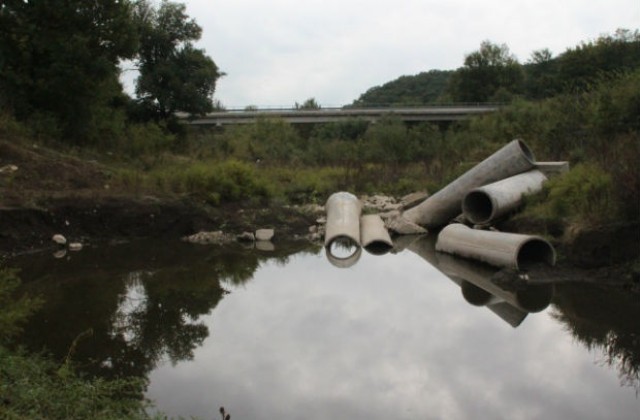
165;0;640;107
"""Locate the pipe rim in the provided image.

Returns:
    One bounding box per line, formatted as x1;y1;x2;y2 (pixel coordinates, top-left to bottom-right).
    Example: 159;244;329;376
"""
462;190;495;224
515;237;556;270
515;139;536;165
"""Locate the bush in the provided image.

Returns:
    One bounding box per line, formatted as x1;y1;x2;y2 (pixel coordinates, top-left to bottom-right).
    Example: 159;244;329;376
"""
530;163;618;226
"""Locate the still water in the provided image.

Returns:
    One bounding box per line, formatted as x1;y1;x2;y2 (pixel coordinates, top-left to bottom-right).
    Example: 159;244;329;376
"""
12;237;640;420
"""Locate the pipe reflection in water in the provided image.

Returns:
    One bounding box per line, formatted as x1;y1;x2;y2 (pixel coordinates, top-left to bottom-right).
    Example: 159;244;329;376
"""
406;235;553;327
325;237;362;268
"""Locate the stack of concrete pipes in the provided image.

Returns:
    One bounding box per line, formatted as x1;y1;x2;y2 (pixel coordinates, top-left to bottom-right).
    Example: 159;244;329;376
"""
324;192;394;267
324;139;563;270
403;139;558;270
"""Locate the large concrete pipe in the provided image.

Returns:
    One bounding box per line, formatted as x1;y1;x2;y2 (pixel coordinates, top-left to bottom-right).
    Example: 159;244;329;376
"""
462;169;548;225
360;214;393;255
325;192;362;248
403;139;536;228
325;192;362;267
435;224;556;270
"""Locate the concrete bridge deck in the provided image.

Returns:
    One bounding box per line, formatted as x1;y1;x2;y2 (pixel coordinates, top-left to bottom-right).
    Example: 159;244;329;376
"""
183;105;500;126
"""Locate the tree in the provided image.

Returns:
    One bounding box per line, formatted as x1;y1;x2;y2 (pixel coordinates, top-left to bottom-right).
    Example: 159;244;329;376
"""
525;48;560;99
134;0;222;121
447;41;524;102
0;0;138;142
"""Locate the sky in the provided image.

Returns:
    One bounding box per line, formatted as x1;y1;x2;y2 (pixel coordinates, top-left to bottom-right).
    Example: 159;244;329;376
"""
165;0;639;108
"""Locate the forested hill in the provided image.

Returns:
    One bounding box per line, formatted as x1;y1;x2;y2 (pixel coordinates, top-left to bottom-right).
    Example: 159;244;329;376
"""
350;70;453;107
351;29;640;107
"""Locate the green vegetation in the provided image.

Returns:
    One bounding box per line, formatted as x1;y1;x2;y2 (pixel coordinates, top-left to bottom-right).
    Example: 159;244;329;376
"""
353;29;640;106
0;268;157;419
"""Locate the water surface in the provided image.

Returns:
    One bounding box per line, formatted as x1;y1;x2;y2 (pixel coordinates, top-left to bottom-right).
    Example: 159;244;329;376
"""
12;237;640;419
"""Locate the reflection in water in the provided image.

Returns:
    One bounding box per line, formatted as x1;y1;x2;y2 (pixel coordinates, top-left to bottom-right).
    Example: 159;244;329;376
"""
325;236;362;268
552;283;640;393
406;234;553;327
14;240;319;380
10;237;640;418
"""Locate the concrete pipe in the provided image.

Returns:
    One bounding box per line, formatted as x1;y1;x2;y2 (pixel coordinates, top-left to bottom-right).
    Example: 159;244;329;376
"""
360;214;393;255
325;192;362;267
462;169;548;225
435;224;556;270
403;139;536;228
324;192;362;248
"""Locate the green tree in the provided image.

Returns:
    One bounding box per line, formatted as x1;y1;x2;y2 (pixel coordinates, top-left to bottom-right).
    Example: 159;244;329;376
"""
134;0;222;121
0;0;138;143
525;48;560;98
447;41;524;102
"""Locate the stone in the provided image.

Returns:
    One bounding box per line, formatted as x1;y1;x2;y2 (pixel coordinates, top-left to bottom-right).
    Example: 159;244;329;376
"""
68;242;83;251
255;228;275;241
182;230;231;245
400;191;429;210
236;232;255;242
385;214;428;235
52;234;67;245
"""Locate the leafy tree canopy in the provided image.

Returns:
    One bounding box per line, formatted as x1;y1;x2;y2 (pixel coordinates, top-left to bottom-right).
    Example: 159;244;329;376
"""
0;0;138;142
134;0;222;121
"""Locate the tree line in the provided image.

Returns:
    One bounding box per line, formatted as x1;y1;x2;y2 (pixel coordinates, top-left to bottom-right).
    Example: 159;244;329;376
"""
0;0;221;145
353;29;640;106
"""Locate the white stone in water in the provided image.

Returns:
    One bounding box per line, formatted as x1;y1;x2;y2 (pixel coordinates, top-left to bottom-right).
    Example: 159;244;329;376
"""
52;234;67;245
68;242;83;251
255;228;274;241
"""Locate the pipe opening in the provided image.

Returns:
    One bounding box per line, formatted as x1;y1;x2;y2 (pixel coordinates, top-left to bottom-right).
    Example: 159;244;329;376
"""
516;239;556;270
364;241;393;256
462;191;494;224
516;139;536;164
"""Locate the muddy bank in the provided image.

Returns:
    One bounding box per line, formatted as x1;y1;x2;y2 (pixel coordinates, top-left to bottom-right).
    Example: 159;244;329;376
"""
0;196;319;258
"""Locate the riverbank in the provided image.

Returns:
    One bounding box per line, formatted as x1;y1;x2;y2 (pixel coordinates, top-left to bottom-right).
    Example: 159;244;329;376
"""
1;137;638;293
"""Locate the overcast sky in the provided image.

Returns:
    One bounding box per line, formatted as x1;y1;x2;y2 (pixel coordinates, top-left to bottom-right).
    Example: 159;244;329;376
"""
175;0;638;108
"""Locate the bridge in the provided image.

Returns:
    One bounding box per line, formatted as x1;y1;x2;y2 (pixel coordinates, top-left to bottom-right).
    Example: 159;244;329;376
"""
183;105;501;126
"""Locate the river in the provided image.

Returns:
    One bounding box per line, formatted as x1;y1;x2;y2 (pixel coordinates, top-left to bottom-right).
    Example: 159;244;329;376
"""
11;236;640;419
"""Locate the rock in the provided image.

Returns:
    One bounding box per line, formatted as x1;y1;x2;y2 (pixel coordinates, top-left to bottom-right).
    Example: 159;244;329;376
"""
68;242;83;251
255;228;275;241
362;195;400;212
182;230;232;245
236;232;255;242
53;249;67;259
400;191;429;210
0;164;18;174
385;214;428;235
52;234;67;245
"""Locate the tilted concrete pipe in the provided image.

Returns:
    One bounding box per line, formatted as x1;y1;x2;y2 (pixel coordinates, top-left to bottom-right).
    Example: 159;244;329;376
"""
403;139;536;228
360;214;393;255
462;169;548;225
435;224;556;270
